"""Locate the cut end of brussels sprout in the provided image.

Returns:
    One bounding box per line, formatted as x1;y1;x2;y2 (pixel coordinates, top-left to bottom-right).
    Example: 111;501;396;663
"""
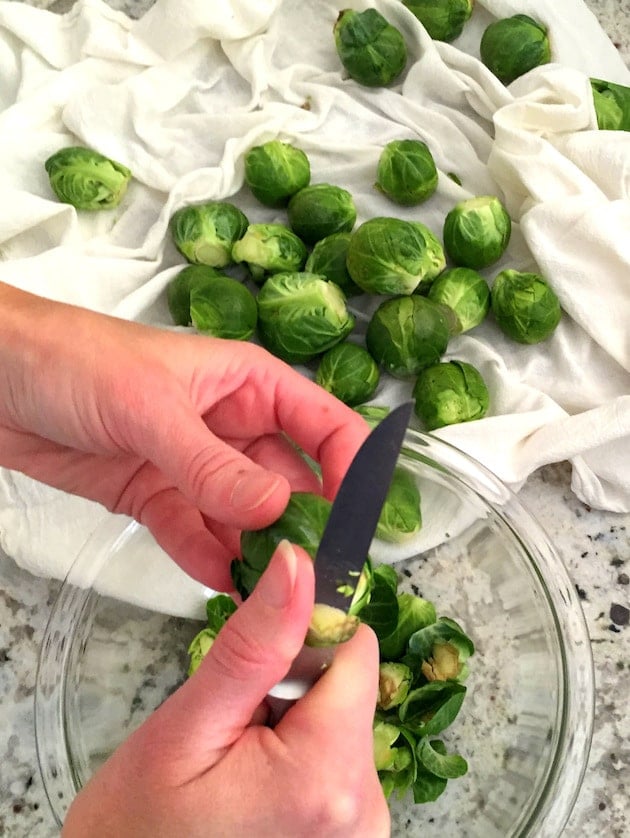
306;602;361;647
244;140;311;207
375;139;438;206
44;146;132;211
491;269;562;344
402;0;474;43
334;8;408;88
443;195;511;269
413;359;489;429
480;14;551;86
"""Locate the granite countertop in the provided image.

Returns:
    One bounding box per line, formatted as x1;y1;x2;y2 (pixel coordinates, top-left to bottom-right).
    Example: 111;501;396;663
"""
1;1;629;837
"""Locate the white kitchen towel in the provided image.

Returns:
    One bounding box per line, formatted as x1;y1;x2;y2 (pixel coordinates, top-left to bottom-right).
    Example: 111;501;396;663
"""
1;0;629;615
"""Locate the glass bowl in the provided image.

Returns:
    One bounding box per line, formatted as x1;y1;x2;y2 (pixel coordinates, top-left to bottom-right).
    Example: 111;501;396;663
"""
35;429;594;836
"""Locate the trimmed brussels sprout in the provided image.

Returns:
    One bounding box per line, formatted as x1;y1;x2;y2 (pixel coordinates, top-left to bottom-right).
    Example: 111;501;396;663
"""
190;272;257;340
306;603;360;647
373;720;406;771
170;201;249;267
413;360;489;430
231;223;307;282
375;139;438;206
347;217;446;295
377;662;413;710
421;642;463;682
288;184;357;245
305;232;361;297
443;195;511;269
187;628;215;677
491;269;561;344
315;342;380;406
480;14;551;86
334;8;408;88
187;594;237;676
376;467;422;543
427;267;490;334
366;295;450;378
402;0;474;42
244;140;311;207
256;272;355;364
590;78;630;131
44;146;132;211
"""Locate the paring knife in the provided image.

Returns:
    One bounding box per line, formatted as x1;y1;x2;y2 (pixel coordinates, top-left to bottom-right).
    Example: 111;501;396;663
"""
267;400;413;713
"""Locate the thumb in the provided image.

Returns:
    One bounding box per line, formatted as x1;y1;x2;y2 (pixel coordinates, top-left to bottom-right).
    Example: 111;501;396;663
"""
132;541;315;775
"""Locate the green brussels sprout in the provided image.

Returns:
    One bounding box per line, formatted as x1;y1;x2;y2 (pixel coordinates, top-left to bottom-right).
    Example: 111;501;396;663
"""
427;267;490;334
190;272;257;340
402;0;474;42
187;594;237;677
187;628;216;677
334;8;408;88
256;272;355;364
376;467;422;543
480;14;551;86
166;264;207;327
44;146;132;210
377;662;413;710
366;295;450;378
287;183;357;245
413;360;490;429
231;223;307;282
590;78;630;131
244;140;311;207
315;342;380;406
373;720;406;771
305;232;361;296
442;195;511;269
491;269;561;344
170;201;249;268
375;139;438;206
347;217;446;295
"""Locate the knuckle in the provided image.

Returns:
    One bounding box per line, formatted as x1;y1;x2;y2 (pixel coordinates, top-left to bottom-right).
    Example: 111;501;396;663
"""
184;443;243;502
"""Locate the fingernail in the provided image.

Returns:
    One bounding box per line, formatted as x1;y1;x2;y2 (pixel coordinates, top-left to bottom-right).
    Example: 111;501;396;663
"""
258;540;297;610
230;471;283;513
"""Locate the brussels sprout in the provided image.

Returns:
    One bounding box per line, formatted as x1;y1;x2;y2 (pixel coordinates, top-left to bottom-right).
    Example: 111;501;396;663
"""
480;14;551;86
491;269;561;344
347;217;446;296
315;342;380;406
375;139;438;206
190;272;257;340
44;146;132;210
443;195;511;269
376;467;422;543
256;272;355;364
187;628;215;677
377;662;413;710
244;140;311;207
427;267;490;334
421;642;463;682
590;78;630;131
413;360;489;430
187;594;237;676
306;603;360;647
402;0;474;42
334;8;408;88
366;295;450;378
373;720;406;771
305;232;361;296
170;201;249;268
379;592;437;660
231;223;307;281
166;264;207;327
287;184;357;245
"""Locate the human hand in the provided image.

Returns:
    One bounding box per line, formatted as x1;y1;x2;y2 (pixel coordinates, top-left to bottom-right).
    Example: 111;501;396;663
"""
0;283;368;590
61;541;390;837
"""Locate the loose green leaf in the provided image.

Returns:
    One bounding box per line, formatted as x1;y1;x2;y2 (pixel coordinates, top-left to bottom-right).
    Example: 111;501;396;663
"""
205;594;237;634
358;573;400;639
399;680;467;736
416;738;468;779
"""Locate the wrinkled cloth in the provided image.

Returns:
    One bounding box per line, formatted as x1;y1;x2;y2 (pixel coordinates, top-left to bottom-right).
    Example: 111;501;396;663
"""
1;0;629;615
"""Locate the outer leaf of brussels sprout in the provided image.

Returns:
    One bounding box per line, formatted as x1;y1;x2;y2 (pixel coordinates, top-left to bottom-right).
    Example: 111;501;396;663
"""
315;342;380;406
305;232;361;296
373;719;405;771
443;195;511;269
413;360;489;430
491;269;561;344
231;223;307;279
375;139;438;206
480;14;551;86
288;183;357;245
407;616;475;662
205;594;237;633
166;265;223;327
44;146;132;210
256;272;355;364
399;681;467;736
357;574;400;639
379;592;437;661
427;267;490;333
353;404;391;428
366;295;450;378
416;738;468;779
190;273;258;340
590;78;630;131
170;201;249;267
402;0;474;42
347;217;446;295
334;8;408;87
244;140;311;207
376;467;422;543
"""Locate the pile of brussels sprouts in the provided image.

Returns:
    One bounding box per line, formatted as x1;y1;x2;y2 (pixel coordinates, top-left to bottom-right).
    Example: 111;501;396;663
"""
189;490;474;805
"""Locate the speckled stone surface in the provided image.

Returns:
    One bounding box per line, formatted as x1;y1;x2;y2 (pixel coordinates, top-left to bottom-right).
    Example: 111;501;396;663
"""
1;1;630;836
